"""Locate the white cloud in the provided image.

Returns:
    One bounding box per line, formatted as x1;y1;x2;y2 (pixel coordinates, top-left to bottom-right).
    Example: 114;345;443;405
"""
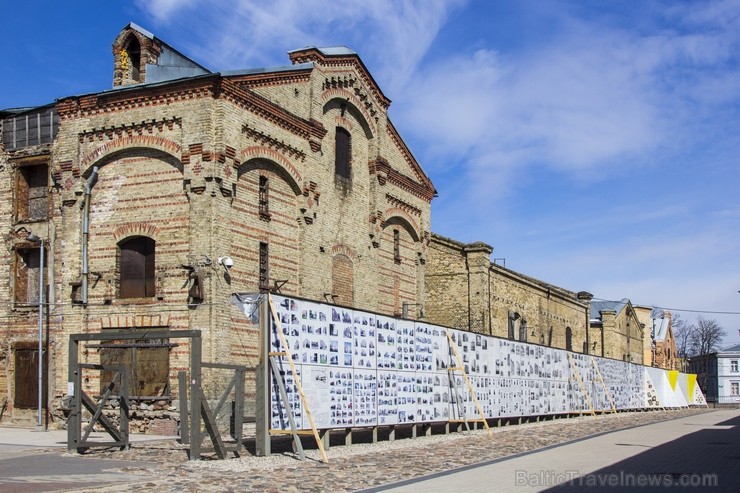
136;0;464;94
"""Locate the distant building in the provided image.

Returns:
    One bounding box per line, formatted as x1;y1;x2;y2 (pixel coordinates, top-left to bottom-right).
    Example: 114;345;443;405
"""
650;310;679;370
589;299;645;364
424;234;591;353
689;344;740;404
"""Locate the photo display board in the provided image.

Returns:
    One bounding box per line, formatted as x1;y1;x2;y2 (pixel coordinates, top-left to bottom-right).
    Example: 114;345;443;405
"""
266;295;704;431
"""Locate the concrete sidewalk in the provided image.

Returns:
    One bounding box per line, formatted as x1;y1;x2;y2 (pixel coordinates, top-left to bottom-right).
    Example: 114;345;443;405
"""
366;409;740;492
0;427;174;453
0;427;177;493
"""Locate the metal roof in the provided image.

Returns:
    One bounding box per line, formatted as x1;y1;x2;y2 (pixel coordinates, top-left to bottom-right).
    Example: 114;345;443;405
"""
287;46;357;56
222;62;313;77
590;299;629;320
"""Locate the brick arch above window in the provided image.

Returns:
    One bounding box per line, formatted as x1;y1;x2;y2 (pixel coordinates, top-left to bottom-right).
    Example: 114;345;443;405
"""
321;92;376;138
112;223;161;243
235;155;303;196
81;136;183;171
237;149;303;195
381;211;420;243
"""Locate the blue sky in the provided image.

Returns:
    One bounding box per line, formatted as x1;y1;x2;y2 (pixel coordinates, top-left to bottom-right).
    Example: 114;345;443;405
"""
3;0;739;344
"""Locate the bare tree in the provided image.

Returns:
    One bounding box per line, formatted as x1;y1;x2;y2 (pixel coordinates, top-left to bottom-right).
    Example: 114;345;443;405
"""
672;314;691;371
688;316;726;356
688;316;727;393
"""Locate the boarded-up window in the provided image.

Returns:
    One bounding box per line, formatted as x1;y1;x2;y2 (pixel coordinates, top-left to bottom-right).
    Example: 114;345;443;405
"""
16;163;48;221
100;341;169;397
14;345;47;409
119;237;155;298
14;247;42;304
332;254;354;306
259;242;269;291
335;127;351;180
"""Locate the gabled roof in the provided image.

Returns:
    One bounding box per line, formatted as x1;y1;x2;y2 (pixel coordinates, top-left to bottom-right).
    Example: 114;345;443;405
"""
652;316;670;342
287;46;392;109
121;22;211;84
721;343;740;353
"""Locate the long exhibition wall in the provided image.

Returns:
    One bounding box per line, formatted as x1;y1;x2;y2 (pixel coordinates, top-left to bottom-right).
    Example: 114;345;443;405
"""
256;295;706;431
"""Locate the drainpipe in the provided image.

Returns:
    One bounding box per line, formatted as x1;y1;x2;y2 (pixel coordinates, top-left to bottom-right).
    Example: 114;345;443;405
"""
81;166;99;305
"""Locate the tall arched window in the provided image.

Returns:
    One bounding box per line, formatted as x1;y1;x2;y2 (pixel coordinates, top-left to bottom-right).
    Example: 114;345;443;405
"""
335;127;351;181
125;36;141;81
565;326;573;352
119;236;155;298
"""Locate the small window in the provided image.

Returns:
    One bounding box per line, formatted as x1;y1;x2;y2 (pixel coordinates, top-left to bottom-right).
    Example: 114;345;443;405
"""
334;127;351;181
258;175;270;220
565;327;573;352
14;247;43;304
732;360;738;373
259;242;269;291
119;237;155;298
16;163;49;221
732;382;739;396
393;230;401;264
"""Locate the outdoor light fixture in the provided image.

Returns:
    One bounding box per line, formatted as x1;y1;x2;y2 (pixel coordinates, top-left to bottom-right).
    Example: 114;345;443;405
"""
26;232;46;431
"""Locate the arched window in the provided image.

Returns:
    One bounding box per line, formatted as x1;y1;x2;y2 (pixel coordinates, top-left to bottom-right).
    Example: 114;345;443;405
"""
335;127;351;181
565;326;573;351
119;236;155;298
125;37;141;81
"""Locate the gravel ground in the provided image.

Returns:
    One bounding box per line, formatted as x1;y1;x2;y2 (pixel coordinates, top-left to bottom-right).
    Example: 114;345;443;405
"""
67;408;710;492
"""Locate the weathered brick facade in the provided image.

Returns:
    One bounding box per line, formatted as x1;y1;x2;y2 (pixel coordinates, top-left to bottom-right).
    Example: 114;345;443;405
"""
0;24;434;427
590;299;646;364
1;23;649;429
424;234;590;353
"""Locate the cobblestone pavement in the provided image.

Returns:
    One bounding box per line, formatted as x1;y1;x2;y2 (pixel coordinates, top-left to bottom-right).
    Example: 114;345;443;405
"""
61;409;709;492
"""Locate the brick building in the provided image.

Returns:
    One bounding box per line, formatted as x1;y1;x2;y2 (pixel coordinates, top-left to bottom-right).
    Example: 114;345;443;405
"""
589;299;646;364
1;23;650;429
650;310;679;370
424;234;592;353
0;23;434;427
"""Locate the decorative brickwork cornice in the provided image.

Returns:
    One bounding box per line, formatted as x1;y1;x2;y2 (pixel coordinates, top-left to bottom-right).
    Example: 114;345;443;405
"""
78;117;181;143
385;193;422;217
370;157;435;202
386;121;435;196
56;76;328;155
289;48;391;109
56;77;218;120
226;69;311;88
242;124;306;162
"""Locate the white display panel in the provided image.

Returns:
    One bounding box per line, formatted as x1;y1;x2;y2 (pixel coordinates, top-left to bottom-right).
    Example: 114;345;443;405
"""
264;295;703;431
